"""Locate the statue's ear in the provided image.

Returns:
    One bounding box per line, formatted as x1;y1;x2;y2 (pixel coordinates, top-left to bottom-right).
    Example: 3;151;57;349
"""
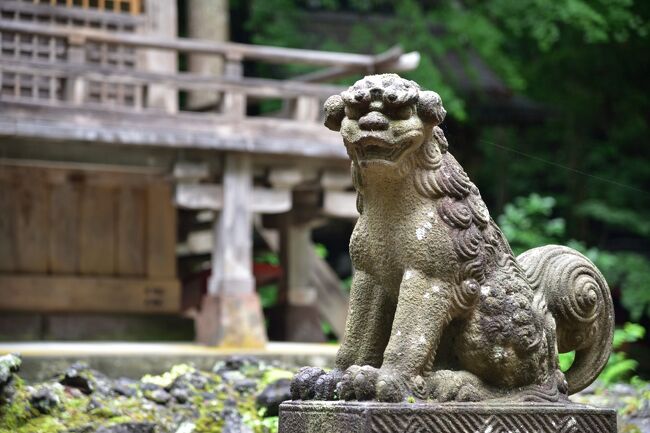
417;91;446;126
323;95;345;131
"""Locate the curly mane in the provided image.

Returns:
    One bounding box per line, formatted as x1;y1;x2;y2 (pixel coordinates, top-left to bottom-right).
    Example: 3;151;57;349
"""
353;127;528;288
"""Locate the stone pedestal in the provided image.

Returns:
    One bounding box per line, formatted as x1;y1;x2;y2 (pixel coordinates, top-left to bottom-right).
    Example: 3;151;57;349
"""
279;400;616;433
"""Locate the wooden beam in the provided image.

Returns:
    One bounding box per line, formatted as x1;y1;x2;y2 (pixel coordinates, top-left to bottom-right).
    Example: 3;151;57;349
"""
0;19;402;68
175;184;292;214
323;191;359;219
0;275;180;313
0;102;346;159
293;48;421;83
1;57;345;98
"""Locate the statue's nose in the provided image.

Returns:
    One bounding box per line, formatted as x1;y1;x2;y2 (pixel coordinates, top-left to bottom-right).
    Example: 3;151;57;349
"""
358;111;389;131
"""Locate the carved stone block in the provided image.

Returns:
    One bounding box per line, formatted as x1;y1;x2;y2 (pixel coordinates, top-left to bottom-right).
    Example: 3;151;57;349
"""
279;400;617;433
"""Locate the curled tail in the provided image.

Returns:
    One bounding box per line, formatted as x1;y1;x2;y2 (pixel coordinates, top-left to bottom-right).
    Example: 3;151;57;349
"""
518;245;614;394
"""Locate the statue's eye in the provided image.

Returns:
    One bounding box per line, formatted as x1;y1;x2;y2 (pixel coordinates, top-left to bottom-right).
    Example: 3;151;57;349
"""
345;105;363;120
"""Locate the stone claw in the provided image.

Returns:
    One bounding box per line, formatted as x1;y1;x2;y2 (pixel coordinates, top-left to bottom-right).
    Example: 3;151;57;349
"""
290;366;326;400
375;371;407;402
335;365;410;402
313;369;344;400
337;365;360;400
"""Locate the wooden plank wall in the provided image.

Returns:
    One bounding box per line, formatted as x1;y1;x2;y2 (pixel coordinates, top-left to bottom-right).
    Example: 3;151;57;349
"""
0;164;179;313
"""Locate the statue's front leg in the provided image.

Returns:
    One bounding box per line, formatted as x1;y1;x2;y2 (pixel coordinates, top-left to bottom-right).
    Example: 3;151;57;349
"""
377;270;454;401
292;271;396;400
339;270;453;402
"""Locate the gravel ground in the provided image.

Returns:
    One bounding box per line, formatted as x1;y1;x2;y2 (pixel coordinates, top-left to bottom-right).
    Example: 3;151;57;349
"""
1;353;648;433
573;381;650;433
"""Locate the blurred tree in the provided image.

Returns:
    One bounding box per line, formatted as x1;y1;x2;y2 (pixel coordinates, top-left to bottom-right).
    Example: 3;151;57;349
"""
231;0;650;323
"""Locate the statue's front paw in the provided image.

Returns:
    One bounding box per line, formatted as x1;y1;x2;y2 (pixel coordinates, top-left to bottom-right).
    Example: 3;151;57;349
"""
376;370;409;402
337;365;379;400
313;369;344;400
290;366;326;400
337;365;412;402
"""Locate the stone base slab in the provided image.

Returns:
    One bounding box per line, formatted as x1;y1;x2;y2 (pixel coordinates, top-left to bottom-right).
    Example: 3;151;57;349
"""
279;400;617;433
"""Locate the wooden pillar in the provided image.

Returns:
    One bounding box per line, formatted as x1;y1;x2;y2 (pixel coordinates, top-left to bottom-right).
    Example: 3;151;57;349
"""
65;34;87;105
186;0;228;109
266;186;327;342
142;0;178;112
195;154;266;347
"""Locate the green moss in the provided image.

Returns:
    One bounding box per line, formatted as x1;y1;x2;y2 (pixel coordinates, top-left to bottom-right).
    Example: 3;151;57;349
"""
1;362;289;433
141;363;196;388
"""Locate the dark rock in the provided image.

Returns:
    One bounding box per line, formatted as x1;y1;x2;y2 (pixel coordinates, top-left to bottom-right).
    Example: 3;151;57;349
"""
95;423;157;433
112;378;137;397
0;353;21;404
169;371;209;392
256;378;291;417
140;382;161;392
201;391;216;401
171;387;190;404
234;379;257;393
220;370;246;383
224;356;259;371
0;353;21;384
86;397;103;412
60;362;94;395
65;425;95;433
221;407;254;433
146;388;172;405
29;385;61;414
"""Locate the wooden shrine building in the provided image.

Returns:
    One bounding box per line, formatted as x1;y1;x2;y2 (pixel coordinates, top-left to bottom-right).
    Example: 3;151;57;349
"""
0;0;419;345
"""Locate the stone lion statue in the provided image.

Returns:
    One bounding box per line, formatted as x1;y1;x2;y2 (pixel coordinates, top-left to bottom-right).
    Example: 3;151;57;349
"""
291;74;614;403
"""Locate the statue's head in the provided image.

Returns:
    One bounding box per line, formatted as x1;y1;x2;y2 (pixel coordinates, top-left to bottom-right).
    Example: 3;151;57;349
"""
324;74;446;168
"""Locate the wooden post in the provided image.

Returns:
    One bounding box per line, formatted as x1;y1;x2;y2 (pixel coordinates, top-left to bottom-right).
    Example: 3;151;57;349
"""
195;153;267;347
66;34;86;105
265;178;328;342
222;53;246;118
209;154;254;295
294;96;320;123
142;0;178;113
186;0;228;110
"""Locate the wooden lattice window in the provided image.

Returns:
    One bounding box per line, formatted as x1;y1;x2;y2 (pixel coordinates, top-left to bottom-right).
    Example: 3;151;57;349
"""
0;0;144;107
34;0;141;15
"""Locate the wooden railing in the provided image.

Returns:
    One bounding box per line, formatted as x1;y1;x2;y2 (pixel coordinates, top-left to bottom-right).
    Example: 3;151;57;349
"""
0;17;418;119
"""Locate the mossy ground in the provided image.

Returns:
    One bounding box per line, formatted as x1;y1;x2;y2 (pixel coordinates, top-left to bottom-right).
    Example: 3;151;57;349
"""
0;359;292;433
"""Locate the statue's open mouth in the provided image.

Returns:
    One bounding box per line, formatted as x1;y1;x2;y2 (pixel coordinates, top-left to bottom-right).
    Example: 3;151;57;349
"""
349;130;423;164
354;143;405;162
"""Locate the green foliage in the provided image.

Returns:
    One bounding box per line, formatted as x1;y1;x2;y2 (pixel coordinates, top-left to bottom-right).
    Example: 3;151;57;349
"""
498;194;650;320
238;0;647;121
576;200;650;238
258;284;279;309
558;323;646;383
601;323;646;384
255;251;280;266
498;193;566;255
314;243;329;260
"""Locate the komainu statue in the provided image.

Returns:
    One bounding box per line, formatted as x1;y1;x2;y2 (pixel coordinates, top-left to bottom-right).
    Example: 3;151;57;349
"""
291;74;614;403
